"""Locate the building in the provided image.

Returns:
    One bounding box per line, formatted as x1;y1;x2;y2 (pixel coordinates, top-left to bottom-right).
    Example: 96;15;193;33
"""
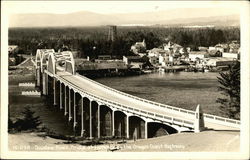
208;50;222;57
188;51;209;61
147;48;173;66
222;52;239;59
163;41;183;54
130;39;146;54
229;41;240;53
8;45;18;54
148;48;168;57
206;57;237;67
123;56;145;65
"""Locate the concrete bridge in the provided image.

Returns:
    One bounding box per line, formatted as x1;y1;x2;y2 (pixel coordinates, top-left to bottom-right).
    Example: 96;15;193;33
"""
34;49;240;140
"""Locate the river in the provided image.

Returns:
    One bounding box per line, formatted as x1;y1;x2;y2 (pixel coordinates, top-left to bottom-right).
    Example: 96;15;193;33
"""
94;72;226;117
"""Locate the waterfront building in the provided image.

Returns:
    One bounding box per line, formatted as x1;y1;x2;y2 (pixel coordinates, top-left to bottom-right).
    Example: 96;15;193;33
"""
123;56;145;65
188;51;209;62
205;57;237;67
222;52;239;59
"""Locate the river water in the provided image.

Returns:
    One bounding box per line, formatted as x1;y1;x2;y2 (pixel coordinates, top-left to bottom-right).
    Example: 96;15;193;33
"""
94;72;226;117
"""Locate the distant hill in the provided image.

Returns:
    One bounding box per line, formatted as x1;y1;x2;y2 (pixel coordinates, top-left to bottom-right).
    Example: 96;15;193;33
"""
9;8;239;27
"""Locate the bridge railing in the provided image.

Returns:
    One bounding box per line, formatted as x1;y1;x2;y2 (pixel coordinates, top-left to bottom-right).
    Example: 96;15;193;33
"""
76;73;196;115
75;73;240;128
56;74;195;129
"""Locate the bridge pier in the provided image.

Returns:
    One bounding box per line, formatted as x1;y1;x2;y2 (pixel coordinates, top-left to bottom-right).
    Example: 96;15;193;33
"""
53;78;57;106
97;104;101;138
73;92;77;131
36;66;41;87
89;101;93;139
81;98;85;137
112;110;115;137
59;83;63;110
145;121;148;139
126;116;129;139
68;89;72;121
42;72;46;95
46;73;49;96
64;85;68;116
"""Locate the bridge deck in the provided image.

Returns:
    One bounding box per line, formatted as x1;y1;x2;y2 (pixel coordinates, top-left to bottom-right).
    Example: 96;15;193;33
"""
57;71;239;131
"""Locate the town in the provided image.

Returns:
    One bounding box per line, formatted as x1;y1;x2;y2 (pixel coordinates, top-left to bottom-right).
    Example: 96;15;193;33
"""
9;25;240;78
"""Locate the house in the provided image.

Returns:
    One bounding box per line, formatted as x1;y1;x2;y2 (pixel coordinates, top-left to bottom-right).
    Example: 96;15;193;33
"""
8;45;18;55
188;51;209;61
8;45;18;52
147;48;174;66
148;48;168;57
130;39;146;54
163;41;183;54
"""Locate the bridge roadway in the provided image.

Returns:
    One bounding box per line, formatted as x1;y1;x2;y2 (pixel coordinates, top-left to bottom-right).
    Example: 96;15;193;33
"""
56;71;239;131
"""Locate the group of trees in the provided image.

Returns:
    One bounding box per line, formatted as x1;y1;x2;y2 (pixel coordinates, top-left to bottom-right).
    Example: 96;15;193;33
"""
9;26;240;57
217;61;240;120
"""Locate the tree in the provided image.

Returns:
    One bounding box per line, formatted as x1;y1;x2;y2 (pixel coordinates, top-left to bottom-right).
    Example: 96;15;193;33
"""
216;61;240;119
13;106;42;131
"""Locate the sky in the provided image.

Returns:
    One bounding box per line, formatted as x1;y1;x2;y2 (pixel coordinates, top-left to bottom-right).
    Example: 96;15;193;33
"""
3;1;242;15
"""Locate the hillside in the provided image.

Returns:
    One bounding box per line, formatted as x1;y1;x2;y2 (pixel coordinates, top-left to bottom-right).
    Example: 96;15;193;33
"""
9;8;239;27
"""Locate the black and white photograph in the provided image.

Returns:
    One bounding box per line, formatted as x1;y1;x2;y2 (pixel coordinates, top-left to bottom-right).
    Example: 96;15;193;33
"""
1;1;249;159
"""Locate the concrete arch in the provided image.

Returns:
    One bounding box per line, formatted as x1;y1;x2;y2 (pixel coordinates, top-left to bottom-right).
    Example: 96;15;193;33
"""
47;52;56;75
35;49;42;68
129;115;145;139
114;110;127;138
36;49;55;73
60;51;75;75
147;122;178;138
